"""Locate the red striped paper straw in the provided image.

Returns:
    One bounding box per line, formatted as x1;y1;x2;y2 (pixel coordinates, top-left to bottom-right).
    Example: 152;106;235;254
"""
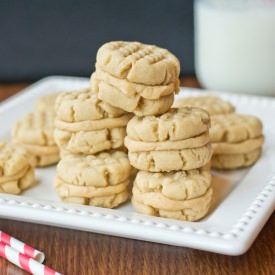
0;231;45;263
0;242;62;275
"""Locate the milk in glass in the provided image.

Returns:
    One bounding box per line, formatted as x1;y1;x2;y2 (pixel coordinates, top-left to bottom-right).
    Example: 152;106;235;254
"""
194;0;275;96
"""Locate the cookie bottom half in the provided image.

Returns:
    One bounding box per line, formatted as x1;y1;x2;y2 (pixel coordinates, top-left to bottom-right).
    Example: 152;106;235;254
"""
211;148;261;169
132;186;212;222
61;189;129;208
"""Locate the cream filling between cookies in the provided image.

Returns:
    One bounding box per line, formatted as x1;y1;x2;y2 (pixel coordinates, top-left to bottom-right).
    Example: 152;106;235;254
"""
212;135;264;155
18;143;60;155
125;132;210;152
92;68;178;99
54;176;129;198
55;114;132;132
132;185;213;211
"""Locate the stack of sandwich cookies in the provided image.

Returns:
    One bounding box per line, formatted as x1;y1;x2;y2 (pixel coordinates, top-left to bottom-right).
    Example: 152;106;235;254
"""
125;107;212;172
54;151;132;208
0;142;35;194
12;111;59;167
54;89;132;155
210;114;264;169
53;89;132;208
125;107;213;221
173;95;235;116
90;41;180;116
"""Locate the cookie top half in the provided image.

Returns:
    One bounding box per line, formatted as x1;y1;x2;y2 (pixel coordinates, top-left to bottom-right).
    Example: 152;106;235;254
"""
55;88;127;122
210;114;263;143
173;95;235;116
35;93;60;113
56;150;131;187
12;111;56;146
126;107;210;142
96;41;180;86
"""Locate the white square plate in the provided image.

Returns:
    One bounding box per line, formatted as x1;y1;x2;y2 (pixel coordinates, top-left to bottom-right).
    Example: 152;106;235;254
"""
0;76;274;255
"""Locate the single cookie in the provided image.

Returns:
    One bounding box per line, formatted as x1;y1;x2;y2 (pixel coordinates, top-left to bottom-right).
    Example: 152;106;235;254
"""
132;187;213;221
92;68;179;99
55;88;127;122
91;76;174;116
61;189;129;208
54;127;126;155
96;41;180;86
210;114;263;143
172;95;235;115
35;93;60;112
124;132;210;152
56;151;132;187
128;143;213;172
126;107;210;142
212;148;262;169
134;164;211;201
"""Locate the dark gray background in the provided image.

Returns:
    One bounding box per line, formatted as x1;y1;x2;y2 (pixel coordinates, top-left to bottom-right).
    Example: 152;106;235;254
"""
0;0;194;81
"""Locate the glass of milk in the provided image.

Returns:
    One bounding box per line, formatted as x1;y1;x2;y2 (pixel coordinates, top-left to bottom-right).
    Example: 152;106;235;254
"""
194;0;275;96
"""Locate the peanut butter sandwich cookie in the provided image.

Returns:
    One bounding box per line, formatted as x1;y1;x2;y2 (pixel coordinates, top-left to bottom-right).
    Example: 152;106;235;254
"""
210;114;264;169
12;111;59;166
0;142;35;194
173;95;235;116
54;89;132;155
54;150;132;208
132;165;213;221
90;41;180;116
125;107;212;172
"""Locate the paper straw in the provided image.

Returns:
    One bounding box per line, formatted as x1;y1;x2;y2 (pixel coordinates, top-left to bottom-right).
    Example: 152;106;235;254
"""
0;242;62;275
0;231;45;263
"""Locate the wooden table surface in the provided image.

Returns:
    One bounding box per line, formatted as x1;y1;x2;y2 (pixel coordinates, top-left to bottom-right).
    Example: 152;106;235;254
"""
0;78;274;275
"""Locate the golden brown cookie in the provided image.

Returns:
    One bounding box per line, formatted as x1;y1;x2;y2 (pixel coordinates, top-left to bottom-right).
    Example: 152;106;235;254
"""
61;189;129;208
92;69;179;99
54;127;126;155
212;148;262;169
91;75;175;116
124;132;210;152
12;111;56;146
172;95;235;115
210;114;264;169
128;143;213;172
132;186;213;221
54;150;131;208
12;111;59;166
96;41;180;86
55;88;127;122
54;113;132;132
212;135;264;155
134;164;211;201
56;151;132;187
210;114;263;143
0;142;35;194
35;93;60;112
126;107;210;142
